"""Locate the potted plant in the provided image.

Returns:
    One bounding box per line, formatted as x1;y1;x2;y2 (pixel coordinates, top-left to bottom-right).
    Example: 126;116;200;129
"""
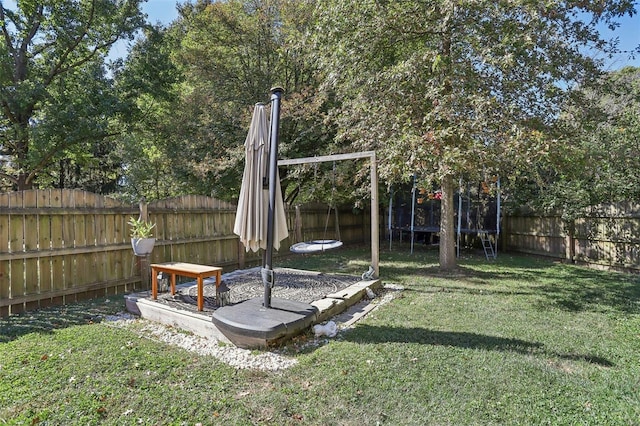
128;216;156;256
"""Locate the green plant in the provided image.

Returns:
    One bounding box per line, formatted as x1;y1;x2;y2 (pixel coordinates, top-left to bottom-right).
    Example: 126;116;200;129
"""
128;216;156;239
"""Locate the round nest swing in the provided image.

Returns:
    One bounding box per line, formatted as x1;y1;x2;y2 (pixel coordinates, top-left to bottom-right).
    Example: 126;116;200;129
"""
289;239;343;254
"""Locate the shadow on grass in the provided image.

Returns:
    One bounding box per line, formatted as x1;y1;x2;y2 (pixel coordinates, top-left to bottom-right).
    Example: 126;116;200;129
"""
345;324;543;354
343;324;614;367
382;249;640;315
401;285;533;297
381;254;553;284
532;265;640;314
0;297;124;344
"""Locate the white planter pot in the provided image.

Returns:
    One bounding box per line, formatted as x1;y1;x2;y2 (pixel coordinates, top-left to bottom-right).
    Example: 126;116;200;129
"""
131;238;155;256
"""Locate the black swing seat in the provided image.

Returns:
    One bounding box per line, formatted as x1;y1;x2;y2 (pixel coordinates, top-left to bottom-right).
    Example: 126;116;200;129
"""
290;239;343;254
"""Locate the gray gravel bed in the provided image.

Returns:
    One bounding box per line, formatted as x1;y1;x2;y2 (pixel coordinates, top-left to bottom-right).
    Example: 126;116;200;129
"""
153;267;362;313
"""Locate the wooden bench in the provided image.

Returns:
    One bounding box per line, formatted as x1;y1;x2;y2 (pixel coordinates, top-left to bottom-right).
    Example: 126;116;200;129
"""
151;262;223;311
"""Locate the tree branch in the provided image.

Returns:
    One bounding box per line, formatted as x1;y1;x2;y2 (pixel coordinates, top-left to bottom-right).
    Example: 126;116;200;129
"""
0;171;18;185
0;5;16;57
24;128;123;187
14;5;44;82
1;98;17;123
55;34;121;75
44;0;97;86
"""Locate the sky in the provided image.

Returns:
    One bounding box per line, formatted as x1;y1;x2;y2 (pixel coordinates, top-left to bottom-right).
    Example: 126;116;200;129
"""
144;0;181;24
108;0;181;59
588;12;640;71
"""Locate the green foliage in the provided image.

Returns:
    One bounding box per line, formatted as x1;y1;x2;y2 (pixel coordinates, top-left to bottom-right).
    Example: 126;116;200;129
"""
311;0;636;267
507;66;640;221
127;216;155;238
0;0;145;191
111;25;185;202
313;0;635;186
113;0;335;203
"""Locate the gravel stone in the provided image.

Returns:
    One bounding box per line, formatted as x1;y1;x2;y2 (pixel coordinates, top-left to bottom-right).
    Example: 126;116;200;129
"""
105;284;403;371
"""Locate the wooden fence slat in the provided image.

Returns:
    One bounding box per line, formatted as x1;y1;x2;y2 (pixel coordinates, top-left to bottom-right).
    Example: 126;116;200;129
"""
116;213;128;244
74;214;86;248
51;215;64;249
10;258;25;313
50;189;62;207
9;191;23;208
61;190;74;208
156;213;166;241
0;213;8;253
51;256;64;306
9;215;22;253
0;260;9;300
25;257;39;310
24;212;38;252
36;213;53;308
85;213;96;247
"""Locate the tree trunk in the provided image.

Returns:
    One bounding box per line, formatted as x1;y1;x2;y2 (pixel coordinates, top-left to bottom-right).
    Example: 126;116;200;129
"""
14;121;33;190
439;173;457;269
16;172;32;191
566;219;576;264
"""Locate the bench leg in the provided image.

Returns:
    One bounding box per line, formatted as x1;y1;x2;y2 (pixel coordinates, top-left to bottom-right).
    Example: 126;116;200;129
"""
151;267;158;300
197;276;204;311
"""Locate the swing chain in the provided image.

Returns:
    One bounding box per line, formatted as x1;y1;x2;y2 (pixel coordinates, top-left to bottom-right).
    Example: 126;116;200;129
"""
323;161;339;242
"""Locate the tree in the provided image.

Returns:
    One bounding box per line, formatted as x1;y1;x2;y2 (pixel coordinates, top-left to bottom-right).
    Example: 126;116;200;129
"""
508;66;640;225
117;0;334;202
0;0;145;190
111;25;184;202
312;0;636;269
582;66;640;202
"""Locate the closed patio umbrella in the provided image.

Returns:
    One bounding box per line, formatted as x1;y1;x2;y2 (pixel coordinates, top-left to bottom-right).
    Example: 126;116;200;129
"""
233;90;288;307
233;103;288;252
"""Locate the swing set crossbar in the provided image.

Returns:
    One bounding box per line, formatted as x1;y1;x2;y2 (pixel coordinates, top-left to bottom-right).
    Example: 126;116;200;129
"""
278;151;376;166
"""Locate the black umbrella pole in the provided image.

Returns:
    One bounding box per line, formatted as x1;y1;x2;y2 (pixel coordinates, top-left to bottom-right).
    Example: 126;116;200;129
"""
264;87;284;308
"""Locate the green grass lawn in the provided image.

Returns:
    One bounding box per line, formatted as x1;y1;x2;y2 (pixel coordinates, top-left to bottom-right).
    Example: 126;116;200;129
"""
2;245;640;425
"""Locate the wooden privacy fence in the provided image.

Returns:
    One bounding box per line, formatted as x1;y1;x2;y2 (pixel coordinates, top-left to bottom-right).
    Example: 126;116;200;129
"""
1;190;369;317
502;202;640;273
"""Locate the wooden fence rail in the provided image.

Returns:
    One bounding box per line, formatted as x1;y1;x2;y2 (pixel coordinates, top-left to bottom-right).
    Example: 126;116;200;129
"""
0;190;369;317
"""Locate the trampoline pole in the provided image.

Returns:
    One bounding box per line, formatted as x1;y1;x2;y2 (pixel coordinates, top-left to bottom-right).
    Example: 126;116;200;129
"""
411;174;416;254
457;178;462;258
388;190;393;250
496;176;501;257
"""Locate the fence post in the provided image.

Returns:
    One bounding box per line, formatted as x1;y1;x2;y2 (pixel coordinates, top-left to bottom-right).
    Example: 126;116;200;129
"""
295;205;302;242
238;239;245;269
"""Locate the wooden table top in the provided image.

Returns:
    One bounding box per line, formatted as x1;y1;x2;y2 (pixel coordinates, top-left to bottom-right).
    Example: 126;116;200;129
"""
150;262;222;274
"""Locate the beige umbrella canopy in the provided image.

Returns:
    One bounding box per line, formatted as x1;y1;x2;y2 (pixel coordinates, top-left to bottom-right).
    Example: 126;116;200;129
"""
233;103;288;253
